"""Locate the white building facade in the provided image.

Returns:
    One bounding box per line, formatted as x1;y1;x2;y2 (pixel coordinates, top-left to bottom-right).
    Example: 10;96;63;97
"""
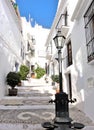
21;17;36;76
21;17;50;77
30;24;49;69
46;0;94;121
0;0;24;97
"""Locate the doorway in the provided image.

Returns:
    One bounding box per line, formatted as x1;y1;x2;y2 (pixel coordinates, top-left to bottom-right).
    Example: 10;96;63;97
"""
67;73;72;99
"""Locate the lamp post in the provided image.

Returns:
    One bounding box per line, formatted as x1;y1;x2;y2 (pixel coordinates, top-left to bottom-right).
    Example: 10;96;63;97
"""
53;31;73;126
42;31;84;130
53;30;65;92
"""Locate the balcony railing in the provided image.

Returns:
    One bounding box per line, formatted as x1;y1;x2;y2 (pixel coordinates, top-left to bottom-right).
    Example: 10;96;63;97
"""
56;13;69;29
56;13;69;37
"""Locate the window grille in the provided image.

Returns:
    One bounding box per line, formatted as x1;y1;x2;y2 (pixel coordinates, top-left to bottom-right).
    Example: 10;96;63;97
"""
84;0;94;62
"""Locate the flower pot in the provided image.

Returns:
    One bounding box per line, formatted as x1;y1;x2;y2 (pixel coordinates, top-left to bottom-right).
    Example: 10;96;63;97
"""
18;82;22;86
31;73;35;78
8;88;18;96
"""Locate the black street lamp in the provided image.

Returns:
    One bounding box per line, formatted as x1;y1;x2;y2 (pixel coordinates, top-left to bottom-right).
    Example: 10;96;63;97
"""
53;30;66;92
53;31;73;127
42;31;84;130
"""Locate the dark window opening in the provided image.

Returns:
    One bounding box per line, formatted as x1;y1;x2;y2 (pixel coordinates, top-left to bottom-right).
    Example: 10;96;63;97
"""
67;41;72;66
27;42;30;51
31;65;35;72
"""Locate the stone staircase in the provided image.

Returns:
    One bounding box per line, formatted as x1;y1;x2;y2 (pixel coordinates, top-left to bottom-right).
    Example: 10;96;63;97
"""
0;79;93;130
0;81;56;130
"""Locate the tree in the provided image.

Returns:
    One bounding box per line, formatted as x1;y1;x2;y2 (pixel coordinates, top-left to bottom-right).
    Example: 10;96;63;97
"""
18;65;29;80
34;65;46;79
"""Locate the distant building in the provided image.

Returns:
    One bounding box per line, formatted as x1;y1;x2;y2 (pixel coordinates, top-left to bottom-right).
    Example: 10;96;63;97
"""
21;17;50;77
45;0;94;122
0;0;24;97
30;23;50;69
21;17;36;77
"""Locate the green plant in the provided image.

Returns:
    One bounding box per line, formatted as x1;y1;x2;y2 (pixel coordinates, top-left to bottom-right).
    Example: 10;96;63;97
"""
34;66;46;79
51;75;59;83
6;72;21;89
18;65;29;80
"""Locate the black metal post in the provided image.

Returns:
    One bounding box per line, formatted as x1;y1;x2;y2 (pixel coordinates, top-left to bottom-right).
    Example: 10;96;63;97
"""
58;49;63;92
54;48;72;125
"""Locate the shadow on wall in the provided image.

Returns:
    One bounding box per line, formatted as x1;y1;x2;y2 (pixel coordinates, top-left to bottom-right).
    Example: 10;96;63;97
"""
71;47;85;108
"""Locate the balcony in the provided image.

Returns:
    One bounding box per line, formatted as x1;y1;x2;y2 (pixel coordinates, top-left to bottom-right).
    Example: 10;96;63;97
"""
56;13;69;37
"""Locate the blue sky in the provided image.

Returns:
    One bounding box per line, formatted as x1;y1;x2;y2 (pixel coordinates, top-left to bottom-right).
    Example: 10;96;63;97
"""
16;0;58;28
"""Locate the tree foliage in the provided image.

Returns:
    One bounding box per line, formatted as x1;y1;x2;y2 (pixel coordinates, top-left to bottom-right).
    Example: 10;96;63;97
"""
6;72;21;88
51;75;59;83
18;65;29;80
34;66;46;79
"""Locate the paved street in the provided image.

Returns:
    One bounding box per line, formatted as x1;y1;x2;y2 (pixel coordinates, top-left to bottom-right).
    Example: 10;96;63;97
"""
0;78;94;130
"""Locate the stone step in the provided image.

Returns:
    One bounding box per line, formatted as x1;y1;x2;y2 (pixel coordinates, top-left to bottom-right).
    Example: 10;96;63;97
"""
17;86;55;97
17;92;53;97
0;123;45;130
17;86;55;93
0;97;54;106
0;105;55;110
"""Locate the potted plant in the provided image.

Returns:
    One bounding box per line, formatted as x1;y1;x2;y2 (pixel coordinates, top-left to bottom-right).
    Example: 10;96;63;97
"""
18;65;29;80
51;75;60;93
51;75;59;84
6;71;21;96
34;65;46;79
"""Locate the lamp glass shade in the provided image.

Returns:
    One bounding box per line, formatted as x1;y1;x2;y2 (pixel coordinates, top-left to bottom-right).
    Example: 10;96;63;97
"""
53;32;66;49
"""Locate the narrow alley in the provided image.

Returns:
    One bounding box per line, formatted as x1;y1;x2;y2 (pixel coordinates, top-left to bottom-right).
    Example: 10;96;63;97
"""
0;0;94;130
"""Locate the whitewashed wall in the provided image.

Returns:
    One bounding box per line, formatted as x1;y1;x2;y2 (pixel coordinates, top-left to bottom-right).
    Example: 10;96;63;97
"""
68;0;94;121
0;0;23;97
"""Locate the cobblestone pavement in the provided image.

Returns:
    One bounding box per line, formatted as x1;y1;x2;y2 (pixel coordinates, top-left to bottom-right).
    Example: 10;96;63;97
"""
0;79;94;130
0;107;93;126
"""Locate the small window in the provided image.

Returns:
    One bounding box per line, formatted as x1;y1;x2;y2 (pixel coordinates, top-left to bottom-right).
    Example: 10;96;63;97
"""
67;40;72;66
27;42;30;51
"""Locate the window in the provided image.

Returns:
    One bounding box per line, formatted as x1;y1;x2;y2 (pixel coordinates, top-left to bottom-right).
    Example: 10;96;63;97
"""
67;41;72;66
15;62;19;72
27;42;30;51
31;65;35;72
84;0;94;62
